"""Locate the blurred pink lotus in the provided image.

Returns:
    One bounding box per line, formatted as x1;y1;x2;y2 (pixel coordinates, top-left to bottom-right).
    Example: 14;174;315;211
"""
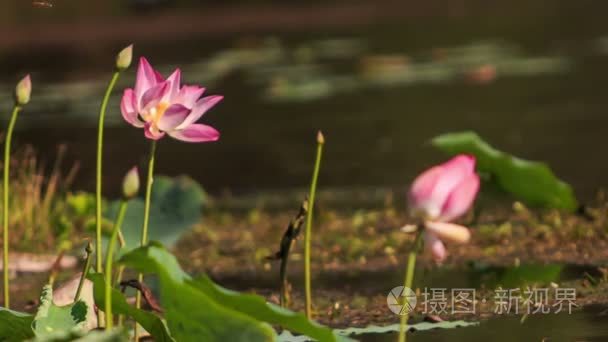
121;57;222;142
408;155;480;262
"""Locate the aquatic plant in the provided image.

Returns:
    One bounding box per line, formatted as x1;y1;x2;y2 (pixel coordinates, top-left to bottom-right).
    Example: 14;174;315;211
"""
267;199;308;307
304;131;324;319
104;167;139;329
2;75;31;308
74;241;93;302
398;155;480;342
95;44;132;281
120;57;222;143
432;131;577;211
120;56;222;338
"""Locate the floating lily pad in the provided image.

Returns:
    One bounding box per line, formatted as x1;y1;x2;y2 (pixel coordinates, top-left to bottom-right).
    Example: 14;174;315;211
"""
277;320;478;341
431;131;578;211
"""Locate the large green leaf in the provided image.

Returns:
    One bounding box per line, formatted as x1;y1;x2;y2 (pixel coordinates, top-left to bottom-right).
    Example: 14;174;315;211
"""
0;308;34;341
32;285;89;338
431;131;578;211
86;273;174;342
119;243;346;342
119;242;275;342
193;276;349;342
105;176;206;253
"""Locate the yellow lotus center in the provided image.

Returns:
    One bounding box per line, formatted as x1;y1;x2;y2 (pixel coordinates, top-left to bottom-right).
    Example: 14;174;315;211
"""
144;102;170;129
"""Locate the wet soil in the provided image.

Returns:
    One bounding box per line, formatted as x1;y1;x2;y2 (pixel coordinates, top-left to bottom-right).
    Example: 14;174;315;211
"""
172;193;608;327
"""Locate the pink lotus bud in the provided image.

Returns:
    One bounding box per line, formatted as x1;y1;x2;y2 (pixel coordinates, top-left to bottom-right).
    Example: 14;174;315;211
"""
122;167;140;199
15;75;31;106
424;221;471;244
408;155;480;222
116;44;133;71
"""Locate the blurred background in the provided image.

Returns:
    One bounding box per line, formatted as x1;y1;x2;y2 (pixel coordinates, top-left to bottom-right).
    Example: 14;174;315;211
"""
1;0;607;201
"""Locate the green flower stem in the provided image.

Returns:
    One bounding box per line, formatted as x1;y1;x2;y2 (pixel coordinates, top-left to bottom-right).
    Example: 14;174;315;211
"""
140;140;156;247
114;223;127;327
3;105;21;309
96;71;121;275
135;140;157;340
398;229;423;342
74;241;93;302
115;264;126;327
104;200;128;330
304;132;324;319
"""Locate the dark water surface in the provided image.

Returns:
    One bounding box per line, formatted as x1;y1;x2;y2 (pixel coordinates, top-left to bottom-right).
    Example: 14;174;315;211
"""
360;305;608;342
212;263;605;341
0;0;607;201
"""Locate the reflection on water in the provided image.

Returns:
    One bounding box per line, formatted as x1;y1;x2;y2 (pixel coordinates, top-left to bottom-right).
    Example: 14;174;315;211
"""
1;1;608;201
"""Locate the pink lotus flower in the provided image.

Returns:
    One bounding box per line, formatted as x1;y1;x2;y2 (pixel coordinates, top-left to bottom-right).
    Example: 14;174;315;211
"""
408;155;480;262
121;57;222;142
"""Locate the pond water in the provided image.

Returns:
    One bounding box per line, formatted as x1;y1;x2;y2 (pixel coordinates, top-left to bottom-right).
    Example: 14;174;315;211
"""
215;263;600;294
1;0;607;201
212;263;605;341
9;258;607;341
361;305;608;342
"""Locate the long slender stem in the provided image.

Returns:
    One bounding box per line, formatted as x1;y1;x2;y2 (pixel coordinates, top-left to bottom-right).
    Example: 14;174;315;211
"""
398;230;423;342
104;200;128;330
304;132;324;319
115;265;126;327
96;71;120;275
140;140;156;247
115;219;127;327
135;140;157;340
3;105;21;309
75;241;93;302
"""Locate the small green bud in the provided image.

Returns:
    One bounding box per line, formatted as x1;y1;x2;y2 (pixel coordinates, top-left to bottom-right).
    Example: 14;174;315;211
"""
116;44;133;71
85;240;93;254
316;130;325;145
122;166;140;199
15;74;31;106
